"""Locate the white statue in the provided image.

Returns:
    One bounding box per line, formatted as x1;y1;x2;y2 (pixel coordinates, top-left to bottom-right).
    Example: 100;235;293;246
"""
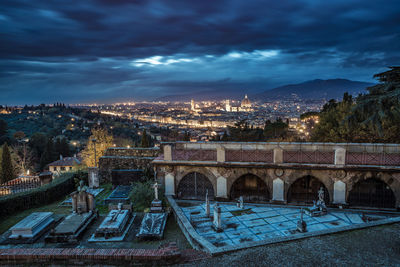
239;196;244;209
318;187;324;203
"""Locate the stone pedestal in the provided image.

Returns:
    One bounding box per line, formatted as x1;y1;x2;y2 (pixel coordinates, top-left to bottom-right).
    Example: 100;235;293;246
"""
150;199;163;213
71;191;95;214
212;204;223;232
88;167;99;188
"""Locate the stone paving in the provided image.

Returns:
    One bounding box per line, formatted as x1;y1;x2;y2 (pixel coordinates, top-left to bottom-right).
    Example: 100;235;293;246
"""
180;202;395;248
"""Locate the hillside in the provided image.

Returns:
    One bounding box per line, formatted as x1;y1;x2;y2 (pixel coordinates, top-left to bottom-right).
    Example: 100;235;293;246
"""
253;79;373;101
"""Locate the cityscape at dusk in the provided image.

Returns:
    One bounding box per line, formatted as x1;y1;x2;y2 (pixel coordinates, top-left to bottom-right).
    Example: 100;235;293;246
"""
0;0;399;266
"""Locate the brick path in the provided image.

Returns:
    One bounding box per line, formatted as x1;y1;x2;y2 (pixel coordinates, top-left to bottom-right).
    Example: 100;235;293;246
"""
0;245;182;264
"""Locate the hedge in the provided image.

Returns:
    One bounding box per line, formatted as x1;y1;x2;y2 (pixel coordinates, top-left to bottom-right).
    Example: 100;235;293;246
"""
0;172;76;217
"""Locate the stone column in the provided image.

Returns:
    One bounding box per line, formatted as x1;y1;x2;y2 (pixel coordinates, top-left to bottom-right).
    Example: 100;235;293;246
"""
335;147;346;165
333;181;346;204
273;148;283;164
87;193;95;211
88;167;99;188
164;145;172;161
216;176;227;198
272;178;284;202
217;146;225;163
165;173;175;195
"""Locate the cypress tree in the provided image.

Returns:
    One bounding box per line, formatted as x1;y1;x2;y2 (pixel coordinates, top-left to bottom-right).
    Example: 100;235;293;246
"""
140;129;149;147
1;143;15;183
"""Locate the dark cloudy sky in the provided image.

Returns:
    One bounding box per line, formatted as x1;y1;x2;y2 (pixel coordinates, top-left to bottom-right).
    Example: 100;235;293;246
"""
1;0;399;104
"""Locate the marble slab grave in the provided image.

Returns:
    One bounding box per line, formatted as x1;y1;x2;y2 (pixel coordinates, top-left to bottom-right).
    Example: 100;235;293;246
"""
136;212;168;240
104;186;132;205
45;211;97;243
89;210;136;242
9;212;54;240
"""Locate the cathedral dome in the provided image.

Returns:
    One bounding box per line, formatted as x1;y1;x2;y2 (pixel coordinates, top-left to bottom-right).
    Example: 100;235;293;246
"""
241;94;251;108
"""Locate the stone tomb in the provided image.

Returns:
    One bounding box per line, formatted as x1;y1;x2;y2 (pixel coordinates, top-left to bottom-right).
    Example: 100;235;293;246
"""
89;205;136;242
104;185;132;205
136;212;168;240
46;182;97;243
9;212;55;242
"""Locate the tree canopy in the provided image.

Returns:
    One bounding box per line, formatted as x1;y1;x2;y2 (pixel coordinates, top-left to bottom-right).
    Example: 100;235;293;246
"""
311;67;400;143
82;128;113;167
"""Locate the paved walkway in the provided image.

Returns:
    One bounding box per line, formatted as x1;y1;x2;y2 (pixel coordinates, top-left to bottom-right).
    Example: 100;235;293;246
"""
181;202;392;248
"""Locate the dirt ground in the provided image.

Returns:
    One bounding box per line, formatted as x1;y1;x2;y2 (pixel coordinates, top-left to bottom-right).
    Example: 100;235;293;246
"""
176;223;400;267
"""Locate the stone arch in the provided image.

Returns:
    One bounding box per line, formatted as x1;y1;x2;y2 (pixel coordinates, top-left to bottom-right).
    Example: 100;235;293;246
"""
176;167;217;196
287;175;330;204
346;172;400;208
348;178;396;208
177;171;215;200
230;173;270;202
226;168;272;200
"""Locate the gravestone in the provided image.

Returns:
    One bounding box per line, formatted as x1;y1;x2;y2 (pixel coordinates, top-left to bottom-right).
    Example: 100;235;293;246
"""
46;181;97;243
9;212;55;242
205;190;210;217
89;203;135;242
88;167;99;188
297;208;307;233
71;181;96;214
212;203;223;232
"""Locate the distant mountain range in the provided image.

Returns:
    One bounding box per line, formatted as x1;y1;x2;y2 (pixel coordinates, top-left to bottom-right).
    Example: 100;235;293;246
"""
154;79;374;102
252;79;373;101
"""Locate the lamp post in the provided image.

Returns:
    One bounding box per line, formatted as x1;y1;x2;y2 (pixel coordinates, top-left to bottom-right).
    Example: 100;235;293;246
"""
92;138;97;168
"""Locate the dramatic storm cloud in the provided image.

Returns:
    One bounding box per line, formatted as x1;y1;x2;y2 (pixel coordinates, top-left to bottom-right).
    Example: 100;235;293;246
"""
0;0;399;104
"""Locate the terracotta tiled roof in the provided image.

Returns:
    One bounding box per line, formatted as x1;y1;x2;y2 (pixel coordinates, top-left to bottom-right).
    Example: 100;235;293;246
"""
48;157;80;167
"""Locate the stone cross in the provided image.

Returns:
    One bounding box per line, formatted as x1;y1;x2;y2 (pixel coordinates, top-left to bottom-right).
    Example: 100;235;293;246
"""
153;182;159;200
205;190;210;217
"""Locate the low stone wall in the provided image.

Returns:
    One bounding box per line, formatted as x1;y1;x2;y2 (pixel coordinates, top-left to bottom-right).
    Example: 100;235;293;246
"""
99;147;160;181
105;147;160;157
0;245;181;265
166;196;214;253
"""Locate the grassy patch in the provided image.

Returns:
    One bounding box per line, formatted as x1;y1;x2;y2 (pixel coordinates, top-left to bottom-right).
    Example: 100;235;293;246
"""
128;215;191;249
230;208;254;216
0;199;70;234
94;183;113;215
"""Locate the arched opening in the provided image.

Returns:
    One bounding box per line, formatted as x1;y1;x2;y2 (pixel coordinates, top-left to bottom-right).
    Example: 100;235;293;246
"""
230;174;269;202
287;175;329;204
177;172;214;200
348;178;395;208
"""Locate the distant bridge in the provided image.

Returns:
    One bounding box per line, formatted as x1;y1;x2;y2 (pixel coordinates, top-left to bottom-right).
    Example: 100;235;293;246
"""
153;142;400;209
